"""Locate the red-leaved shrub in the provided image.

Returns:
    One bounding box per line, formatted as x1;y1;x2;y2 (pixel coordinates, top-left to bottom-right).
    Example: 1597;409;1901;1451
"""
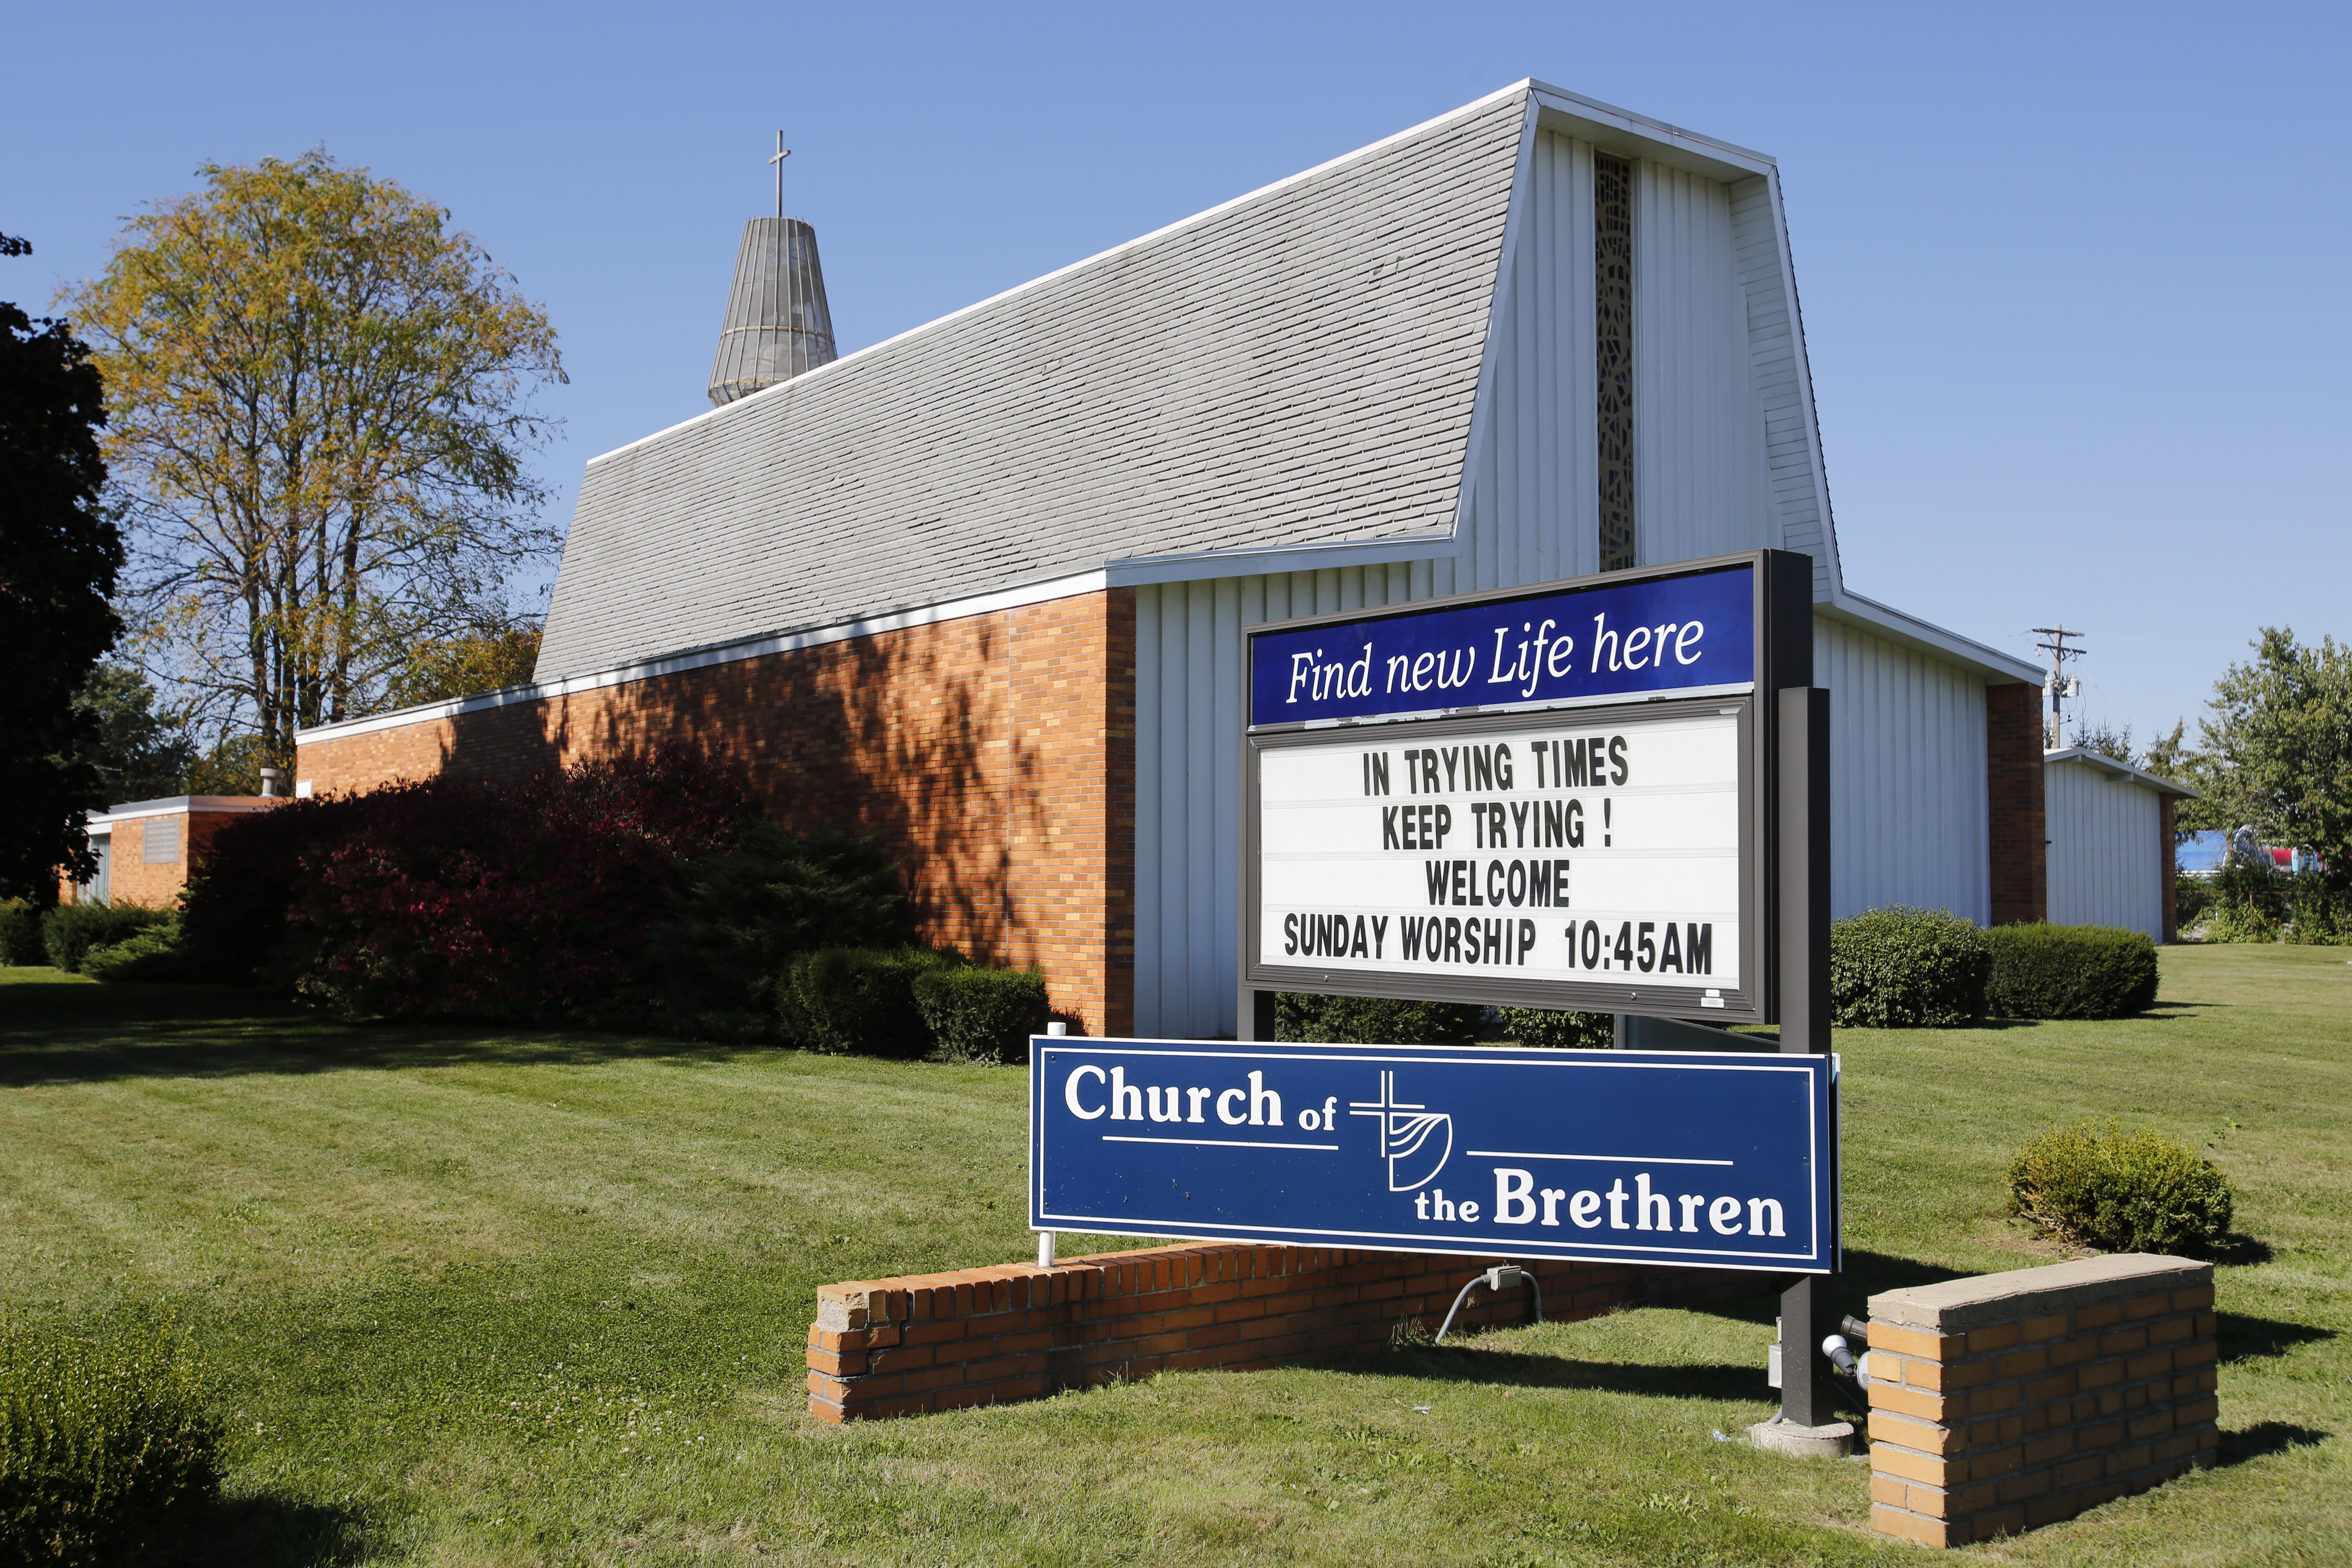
185;747;755;1022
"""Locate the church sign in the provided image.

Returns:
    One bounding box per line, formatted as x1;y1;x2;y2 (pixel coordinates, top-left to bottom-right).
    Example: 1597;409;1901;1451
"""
1030;1038;1836;1272
1242;551;1810;1022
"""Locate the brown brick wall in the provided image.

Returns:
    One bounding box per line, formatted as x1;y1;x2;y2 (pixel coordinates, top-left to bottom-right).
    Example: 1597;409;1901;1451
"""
295;590;1139;1034
805;1241;1767;1422
63;809;249;909
1866;1256;2217;1548
1986;683;2047;925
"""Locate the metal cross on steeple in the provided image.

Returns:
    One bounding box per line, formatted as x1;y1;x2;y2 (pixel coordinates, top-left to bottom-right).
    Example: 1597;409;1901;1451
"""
769;132;791;218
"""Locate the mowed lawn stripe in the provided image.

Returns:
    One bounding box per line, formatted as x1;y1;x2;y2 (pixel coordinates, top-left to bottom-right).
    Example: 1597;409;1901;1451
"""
0;949;2345;1566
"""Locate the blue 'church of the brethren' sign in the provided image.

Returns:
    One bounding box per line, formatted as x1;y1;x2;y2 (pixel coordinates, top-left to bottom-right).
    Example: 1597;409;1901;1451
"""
1031;1038;1835;1273
1249;562;1755;728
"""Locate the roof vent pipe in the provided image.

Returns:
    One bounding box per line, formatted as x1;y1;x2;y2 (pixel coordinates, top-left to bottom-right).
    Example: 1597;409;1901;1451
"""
706;134;837;406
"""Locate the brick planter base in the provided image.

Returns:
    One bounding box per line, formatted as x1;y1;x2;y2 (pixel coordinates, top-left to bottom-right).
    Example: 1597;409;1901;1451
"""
1866;1253;2218;1547
807;1241;1768;1421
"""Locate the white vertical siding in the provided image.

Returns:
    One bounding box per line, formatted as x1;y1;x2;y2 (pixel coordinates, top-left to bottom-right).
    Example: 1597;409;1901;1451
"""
1632;163;1773;568
1728;178;1839;600
2045;760;2165;938
1457;130;1598;590
1135;567;1430;1037
1815;617;1990;923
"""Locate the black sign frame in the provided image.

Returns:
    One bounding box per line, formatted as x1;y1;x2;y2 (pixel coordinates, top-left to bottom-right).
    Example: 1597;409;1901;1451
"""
1238;548;1814;1027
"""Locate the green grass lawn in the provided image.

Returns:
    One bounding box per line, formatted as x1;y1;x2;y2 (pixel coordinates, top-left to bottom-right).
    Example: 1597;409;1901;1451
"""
2;945;2346;1566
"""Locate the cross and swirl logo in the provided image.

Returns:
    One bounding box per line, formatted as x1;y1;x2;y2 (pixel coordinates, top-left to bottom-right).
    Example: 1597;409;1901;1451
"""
1348;1071;1452;1192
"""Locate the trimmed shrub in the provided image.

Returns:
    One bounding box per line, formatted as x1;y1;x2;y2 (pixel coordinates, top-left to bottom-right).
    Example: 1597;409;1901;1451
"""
1500;1007;1615;1049
1828;906;1990;1028
183;746;755;1023
0;900;44;967
783;947;959;1058
1984;922;2160;1019
2007;1120;2236;1256
0;1314;222;1563
1274;993;1486;1045
176;792;374;987
81;919;198;985
39;903;174;976
635;822;909;1037
914;965;1050;1064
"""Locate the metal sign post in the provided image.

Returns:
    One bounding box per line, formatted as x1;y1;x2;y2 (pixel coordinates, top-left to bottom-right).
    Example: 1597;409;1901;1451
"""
1775;684;1838;1426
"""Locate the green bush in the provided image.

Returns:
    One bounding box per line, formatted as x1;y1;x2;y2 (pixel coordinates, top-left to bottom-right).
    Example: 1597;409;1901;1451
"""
0;1314;222;1563
914;965;1050;1064
1828;906;1990;1028
1499;1007;1615;1049
782;947;958;1058
81;918;198;985
638;823;911;1037
1274;993;1486;1045
2007;1120;2236;1256
39;903;174;976
1984;922;2160;1019
2189;868;2352;945
0;901;44;967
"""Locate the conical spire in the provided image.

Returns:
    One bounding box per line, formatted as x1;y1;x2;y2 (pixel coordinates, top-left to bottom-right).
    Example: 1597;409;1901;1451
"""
707;137;837;406
707;217;837;405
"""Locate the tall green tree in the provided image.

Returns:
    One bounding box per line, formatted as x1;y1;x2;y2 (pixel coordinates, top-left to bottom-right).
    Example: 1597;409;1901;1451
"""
72;663;198;803
0;228;120;899
2191;629;2352;880
64;151;564;771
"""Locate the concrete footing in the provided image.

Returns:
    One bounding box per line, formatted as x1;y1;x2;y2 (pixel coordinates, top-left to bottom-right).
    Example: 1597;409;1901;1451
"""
1746;1419;1855;1458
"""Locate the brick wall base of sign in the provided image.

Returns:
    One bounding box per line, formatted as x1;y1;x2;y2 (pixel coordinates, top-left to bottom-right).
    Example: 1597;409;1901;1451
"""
294;590;1138;1036
805;1241;1769;1422
1865;1253;2217;1548
1986;682;2048;926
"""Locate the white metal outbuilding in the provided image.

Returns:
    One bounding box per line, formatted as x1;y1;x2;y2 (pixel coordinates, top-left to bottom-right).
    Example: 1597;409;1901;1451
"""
2043;749;2195;941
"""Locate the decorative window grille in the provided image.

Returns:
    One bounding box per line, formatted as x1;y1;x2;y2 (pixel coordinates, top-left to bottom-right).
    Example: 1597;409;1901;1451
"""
142;817;180;865
1595;153;1635;572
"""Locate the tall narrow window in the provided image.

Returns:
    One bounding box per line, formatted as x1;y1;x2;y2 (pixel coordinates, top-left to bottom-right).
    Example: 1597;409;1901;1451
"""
1595;153;1635;571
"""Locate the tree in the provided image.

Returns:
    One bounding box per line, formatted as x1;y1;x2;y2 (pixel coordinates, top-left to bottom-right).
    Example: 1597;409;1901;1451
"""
382;617;543;709
2068;719;2136;764
73;663;198;803
0;233;120;898
2192;629;2352;881
64;150;564;772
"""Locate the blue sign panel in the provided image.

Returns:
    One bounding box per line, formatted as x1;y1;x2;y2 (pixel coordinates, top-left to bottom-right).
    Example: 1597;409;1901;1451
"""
1032;1038;1835;1273
1248;564;1754;728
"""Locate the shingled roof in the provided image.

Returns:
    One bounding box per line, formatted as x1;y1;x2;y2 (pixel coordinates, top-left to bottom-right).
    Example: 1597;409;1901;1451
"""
535;89;1529;682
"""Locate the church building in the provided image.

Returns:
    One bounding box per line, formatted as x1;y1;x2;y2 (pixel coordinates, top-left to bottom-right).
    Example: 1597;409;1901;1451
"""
295;80;2068;1036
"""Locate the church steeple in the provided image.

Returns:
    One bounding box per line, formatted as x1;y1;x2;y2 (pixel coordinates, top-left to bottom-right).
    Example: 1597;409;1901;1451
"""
706;133;837;406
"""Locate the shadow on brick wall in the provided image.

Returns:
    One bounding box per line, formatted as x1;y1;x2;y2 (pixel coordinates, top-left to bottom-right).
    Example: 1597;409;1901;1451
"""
436;623;1045;965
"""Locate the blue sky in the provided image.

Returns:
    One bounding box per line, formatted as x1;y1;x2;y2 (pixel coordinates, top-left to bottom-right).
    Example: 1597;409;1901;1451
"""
7;1;2344;746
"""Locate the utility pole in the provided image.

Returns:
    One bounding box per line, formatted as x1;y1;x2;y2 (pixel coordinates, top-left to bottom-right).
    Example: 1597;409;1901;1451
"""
2031;626;2085;750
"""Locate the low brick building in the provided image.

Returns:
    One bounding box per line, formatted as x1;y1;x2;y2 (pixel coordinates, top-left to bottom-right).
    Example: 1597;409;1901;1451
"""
297;80;2058;1035
63;796;278;909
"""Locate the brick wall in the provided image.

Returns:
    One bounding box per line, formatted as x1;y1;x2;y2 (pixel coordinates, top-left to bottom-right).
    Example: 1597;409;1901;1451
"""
296;590;1139;1034
1865;1254;2217;1548
1985;683;2047;925
806;1241;1766;1422
63;808;252;909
